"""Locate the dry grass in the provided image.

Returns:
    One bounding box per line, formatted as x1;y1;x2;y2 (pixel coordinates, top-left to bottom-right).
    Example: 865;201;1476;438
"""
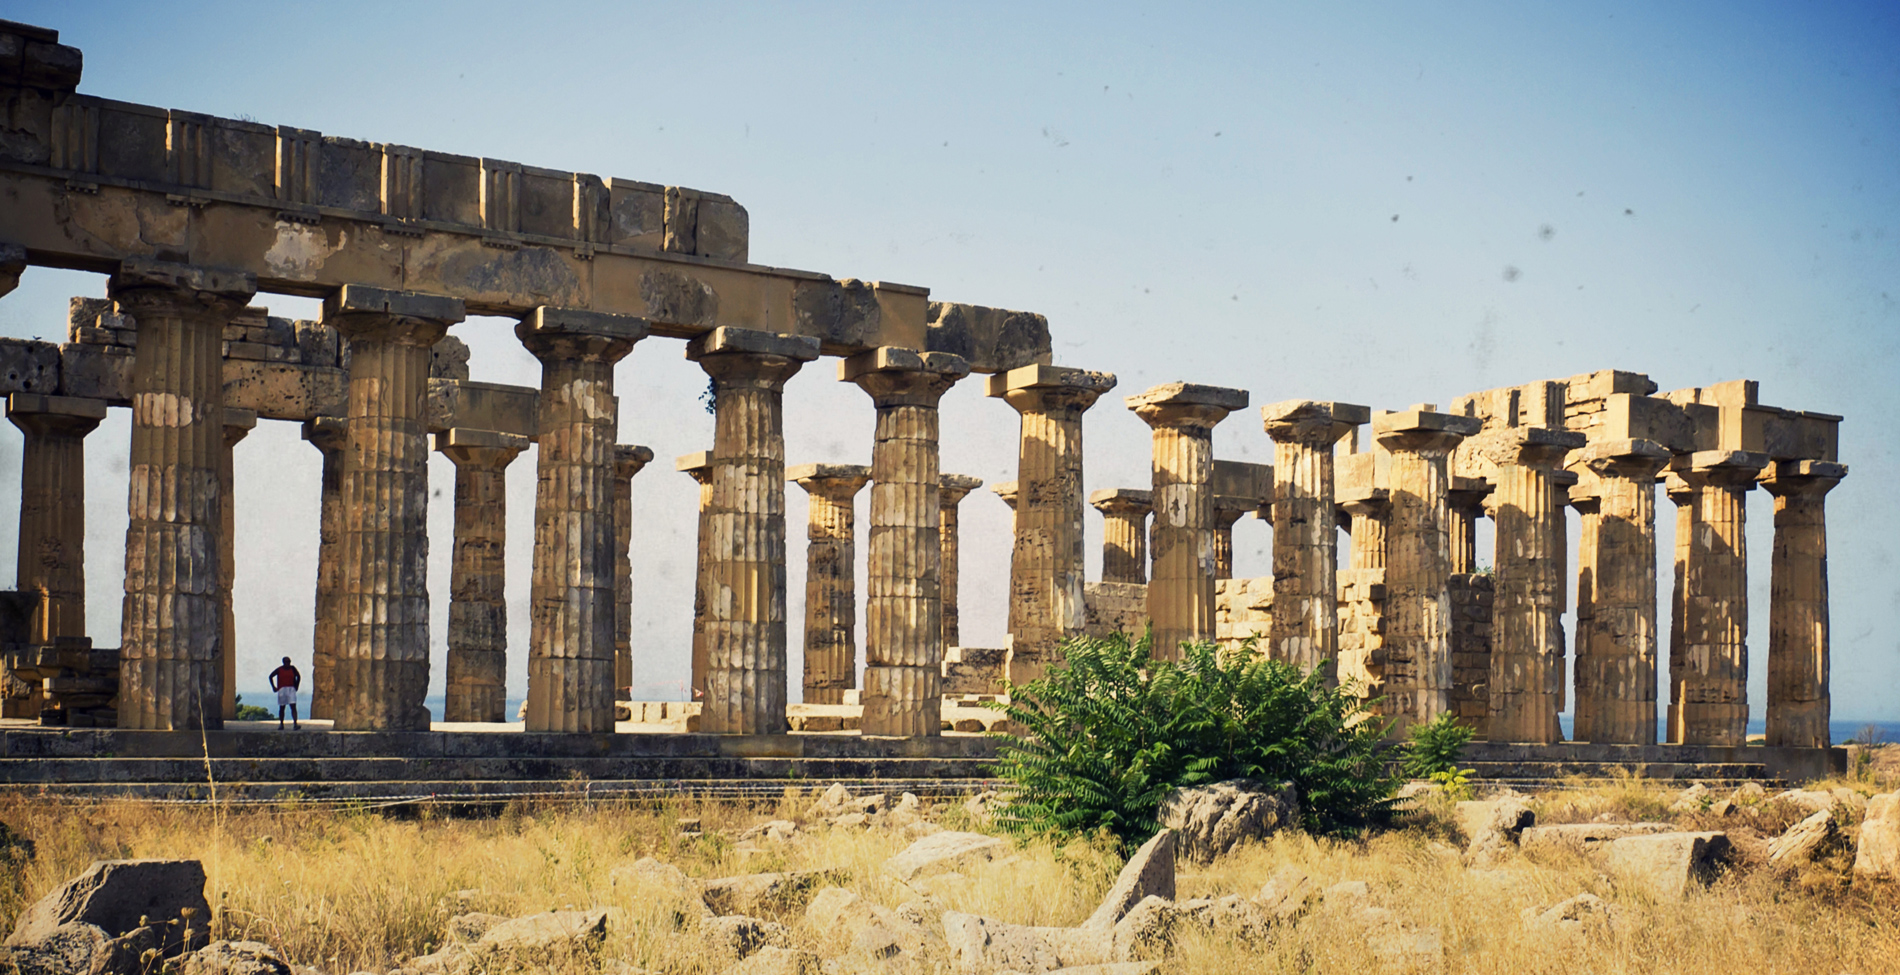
0;776;1895;974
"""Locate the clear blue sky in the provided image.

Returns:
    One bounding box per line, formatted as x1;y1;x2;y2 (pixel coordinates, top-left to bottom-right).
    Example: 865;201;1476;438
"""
1;2;1894;720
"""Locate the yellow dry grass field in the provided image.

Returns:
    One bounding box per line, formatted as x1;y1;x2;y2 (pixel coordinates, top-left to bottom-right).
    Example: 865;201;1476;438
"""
1;771;1897;974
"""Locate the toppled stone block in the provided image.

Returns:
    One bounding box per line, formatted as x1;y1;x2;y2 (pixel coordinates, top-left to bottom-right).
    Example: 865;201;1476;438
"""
1453;796;1535;867
178;940;293;975
1603;832;1731;900
445;911;510;944
1771;789;1844;815
1667;783;1712;813
0;921;112;975
1082;830;1175;931
1521;893;1617;932
6;858;210;959
1110;896;1175;962
1854;792;1900;879
1157;780;1299;863
942;911;1113;973
804;887;931;960
722;944;818;975
1175;895;1271;944
736;820;800;843
1767;810;1837;865
699;914;788;962
1519;822;1675;856
700;870;838;918
885;831;1006;882
1252;865;1316;921
473;909;607;965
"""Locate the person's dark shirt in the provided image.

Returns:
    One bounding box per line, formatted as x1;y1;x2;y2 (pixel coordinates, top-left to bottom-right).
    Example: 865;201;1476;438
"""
270;665;301;691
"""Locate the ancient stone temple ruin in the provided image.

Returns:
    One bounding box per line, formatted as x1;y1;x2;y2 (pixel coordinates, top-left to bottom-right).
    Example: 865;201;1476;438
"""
0;22;1851;791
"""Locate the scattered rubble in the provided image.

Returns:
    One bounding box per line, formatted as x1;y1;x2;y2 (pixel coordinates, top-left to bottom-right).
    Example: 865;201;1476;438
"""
1157;779;1301;863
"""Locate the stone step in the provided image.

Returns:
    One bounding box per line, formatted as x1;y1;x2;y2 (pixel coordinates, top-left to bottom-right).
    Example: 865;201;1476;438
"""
0;754;997;785
1462;760;1771;781
0;777;998;803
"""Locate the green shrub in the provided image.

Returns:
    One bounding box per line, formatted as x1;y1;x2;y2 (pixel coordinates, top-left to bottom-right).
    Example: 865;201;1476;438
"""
233;695;273;721
1402;712;1476;778
986;631;1401;853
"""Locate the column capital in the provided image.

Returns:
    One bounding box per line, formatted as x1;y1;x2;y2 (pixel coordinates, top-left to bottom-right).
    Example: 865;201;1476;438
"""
435;427;530;468
1670;449;1769;490
985;364;1118;415
939;473;985;505
992;480;1019;511
840;347;969;405
324;284;464;345
689;326;819;389
1372;409;1482;453
788;462;872;498
517;306;646;364
1572;438;1672;483
221;407;257;448
0;242;24;300
1492;427;1587;469
1338;489;1390;519
1126;382;1248;431
1262;399;1370;445
300;416;348;452
614;444;657;480
1759;459;1847;500
6;393;106;438
106;258;256;318
1089;487;1153;517
676;450;714;485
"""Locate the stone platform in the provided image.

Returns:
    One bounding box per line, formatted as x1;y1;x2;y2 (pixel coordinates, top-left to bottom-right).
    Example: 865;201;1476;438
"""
1459;741;1843;786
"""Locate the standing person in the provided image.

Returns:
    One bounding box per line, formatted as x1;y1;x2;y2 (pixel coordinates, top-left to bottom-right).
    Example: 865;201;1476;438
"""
270;657;302;731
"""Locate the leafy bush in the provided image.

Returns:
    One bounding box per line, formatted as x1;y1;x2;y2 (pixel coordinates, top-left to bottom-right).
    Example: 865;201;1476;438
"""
1401;712;1476;778
233;695;273;721
986;631;1401;852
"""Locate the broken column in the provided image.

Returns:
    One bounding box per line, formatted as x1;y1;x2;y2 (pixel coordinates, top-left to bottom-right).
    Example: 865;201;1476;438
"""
1487;428;1585;744
325;284;464;732
789;464;871;705
8;394;106;644
1761;459;1847;748
1089;489;1152;584
301;417;346;720
520;307;647;734
843;348;970;736
679;451;714;699
689;327;820;735
1372;408;1482;733
1127;383;1249;659
611;444;656;700
1570;439;1671;744
939;473;984;650
989;365;1118;683
112;260;256;731
1261;400;1368;676
1666;450;1768;746
436;428;529;723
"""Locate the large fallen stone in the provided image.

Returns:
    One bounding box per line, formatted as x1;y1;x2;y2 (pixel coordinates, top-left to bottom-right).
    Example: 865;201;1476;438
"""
473;909;607;965
1602;832;1730;900
1175;895;1271;944
444;912;510;944
0;922;111;975
1771;789;1843;815
1157;780;1300;863
1667;783;1711;813
1519;822;1674;856
700;915;788;961
1081;830;1175;931
1252;865;1316;922
6;858;211;959
1853;792;1900;879
1453;797;1535;867
1521;893;1616;932
1109;896;1175;962
886;831;1006;882
942;911;1114;972
1767;810;1837;864
804;887;931;960
723;945;820;975
701;870;839;917
178;940;293;975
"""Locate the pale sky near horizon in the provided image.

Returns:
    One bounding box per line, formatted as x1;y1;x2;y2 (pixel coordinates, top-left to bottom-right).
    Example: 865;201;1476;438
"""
0;2;1894;723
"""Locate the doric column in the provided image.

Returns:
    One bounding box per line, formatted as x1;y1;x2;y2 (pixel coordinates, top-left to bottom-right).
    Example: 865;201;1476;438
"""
1486;428;1585;743
1372;409;1482;734
1126;383;1249;659
678;451;714;699
1089;489;1152;584
301;417;346;719
1665;450;1768;745
612;444;656;700
1761;459;1846;748
1210;503;1249;580
688;327;820;735
939;474;984;650
1569;439;1670;744
1262;400;1367;676
324;284;464;732
988;365;1117;683
789;464;871;705
436;428;529;723
520;307;647;734
112;260;256;731
992;481;1018;513
8;394;106;644
843;348;970;736
1340;491;1390;570
217;408;256;721
1446;482;1491;574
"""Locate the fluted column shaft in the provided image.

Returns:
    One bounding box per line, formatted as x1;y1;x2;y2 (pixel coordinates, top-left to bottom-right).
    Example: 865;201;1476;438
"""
791;466;870;705
611;445;656;699
1487;432;1581;744
938;475;983;650
326;285;462;732
9;396;106;644
520;308;645;734
1090;491;1152;585
112;261;256;731
1211;505;1248;581
1571;441;1669;744
691;329;817;735
1762;460;1845;748
218;412;255;720
679;454;714;698
1666;451;1767;745
846;349;969;736
301;418;346;719
1128;385;1247;660
1262;402;1364;676
438;431;527;723
1343;496;1389;570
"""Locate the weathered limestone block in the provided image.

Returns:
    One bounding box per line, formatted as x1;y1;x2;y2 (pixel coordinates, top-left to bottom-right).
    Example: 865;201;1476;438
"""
1215;576;1273;651
1454;796;1535;868
1767;810;1836;865
611;444;656;697
989;364;1118;683
6;858;210;959
1852;793;1900;879
1335;568;1388;701
1372;409;1481;734
691;327;819;735
884;831;1005;882
789;463;871;706
299;417;346;720
112;260;256;731
678;451;715;698
1089;488;1152;585
1083;582;1148;639
924;300;1054;375
437;428;529;723
1210;459;1271;581
843;347;969;736
1602;832;1731;900
1760;460;1845;748
1488;427;1585;744
939;473;984;650
1518;822;1674;856
941;645;1007;696
1262;400;1367;676
216;409;255;720
1083;830;1177;931
1126;383;1248;660
1159;781;1299;863
1569;439;1671;744
326;284;464;731
1666;450;1767;745
7;394;106;651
